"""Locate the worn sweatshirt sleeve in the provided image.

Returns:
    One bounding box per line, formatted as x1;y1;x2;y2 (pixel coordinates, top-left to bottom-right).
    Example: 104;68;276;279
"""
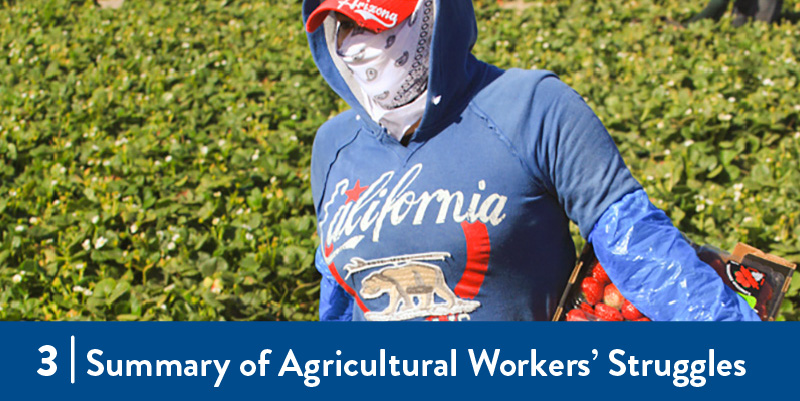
531;77;642;238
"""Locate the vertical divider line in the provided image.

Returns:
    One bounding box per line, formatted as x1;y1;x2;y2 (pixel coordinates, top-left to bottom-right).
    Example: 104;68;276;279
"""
71;335;75;384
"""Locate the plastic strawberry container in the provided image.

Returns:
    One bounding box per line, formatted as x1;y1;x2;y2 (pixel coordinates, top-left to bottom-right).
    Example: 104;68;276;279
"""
554;242;795;321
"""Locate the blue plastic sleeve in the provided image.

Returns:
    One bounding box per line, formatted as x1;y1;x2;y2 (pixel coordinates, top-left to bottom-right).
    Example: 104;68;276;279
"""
589;189;760;321
315;246;354;321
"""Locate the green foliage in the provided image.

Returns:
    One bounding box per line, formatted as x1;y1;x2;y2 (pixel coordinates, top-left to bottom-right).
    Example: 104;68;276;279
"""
0;0;330;320
1;0;798;320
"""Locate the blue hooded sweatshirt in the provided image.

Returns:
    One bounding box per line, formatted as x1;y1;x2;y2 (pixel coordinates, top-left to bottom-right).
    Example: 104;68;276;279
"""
303;0;759;321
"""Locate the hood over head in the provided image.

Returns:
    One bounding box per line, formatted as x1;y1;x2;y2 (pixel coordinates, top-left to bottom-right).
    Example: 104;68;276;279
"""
303;0;490;143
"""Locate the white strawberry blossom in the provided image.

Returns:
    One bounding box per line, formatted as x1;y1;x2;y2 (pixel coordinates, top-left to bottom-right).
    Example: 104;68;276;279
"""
130;223;138;234
12;274;22;283
82;239;91;251
15;225;24;232
94;236;108;249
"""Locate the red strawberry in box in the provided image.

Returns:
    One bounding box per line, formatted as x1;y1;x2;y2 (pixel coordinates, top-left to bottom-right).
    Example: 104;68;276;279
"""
566;309;588;321
581;277;603;306
603;284;625;310
621;299;643;320
594;303;624;321
592;262;610;286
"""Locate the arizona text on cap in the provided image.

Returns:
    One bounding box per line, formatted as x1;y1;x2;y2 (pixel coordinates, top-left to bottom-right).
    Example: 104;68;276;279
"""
306;0;418;33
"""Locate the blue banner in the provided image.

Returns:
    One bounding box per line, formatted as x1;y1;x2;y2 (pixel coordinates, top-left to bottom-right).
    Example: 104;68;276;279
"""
0;322;795;400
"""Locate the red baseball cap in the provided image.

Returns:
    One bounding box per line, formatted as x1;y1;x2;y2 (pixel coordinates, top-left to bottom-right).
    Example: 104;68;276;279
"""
306;0;418;33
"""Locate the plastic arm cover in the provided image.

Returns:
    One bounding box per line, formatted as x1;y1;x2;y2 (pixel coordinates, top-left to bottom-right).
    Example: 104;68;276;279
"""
589;189;760;321
315;246;354;321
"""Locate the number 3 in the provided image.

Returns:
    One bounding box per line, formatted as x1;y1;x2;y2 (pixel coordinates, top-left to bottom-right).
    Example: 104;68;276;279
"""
38;345;57;376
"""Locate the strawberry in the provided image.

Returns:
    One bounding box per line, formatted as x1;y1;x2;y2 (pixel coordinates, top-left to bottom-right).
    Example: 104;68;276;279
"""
635;317;651;322
566;309;588;321
621;299;643;320
594;303;624;321
592;262;610;286
579;302;594;315
581;277;603;305
603;283;625;310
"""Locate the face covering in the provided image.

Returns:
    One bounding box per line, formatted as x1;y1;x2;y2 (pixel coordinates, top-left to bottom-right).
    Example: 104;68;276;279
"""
335;0;434;140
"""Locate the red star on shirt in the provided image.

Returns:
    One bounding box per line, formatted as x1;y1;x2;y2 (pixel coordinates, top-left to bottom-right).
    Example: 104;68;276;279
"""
344;180;368;204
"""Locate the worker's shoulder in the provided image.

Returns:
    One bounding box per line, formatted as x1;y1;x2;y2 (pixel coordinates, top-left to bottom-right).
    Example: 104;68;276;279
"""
471;68;580;133
481;68;576;103
312;109;361;158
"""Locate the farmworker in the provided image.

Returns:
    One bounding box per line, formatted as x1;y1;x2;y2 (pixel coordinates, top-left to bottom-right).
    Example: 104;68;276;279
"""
302;0;760;321
688;0;783;26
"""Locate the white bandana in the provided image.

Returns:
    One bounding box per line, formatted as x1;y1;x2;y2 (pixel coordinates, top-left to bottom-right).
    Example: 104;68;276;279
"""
335;0;434;140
